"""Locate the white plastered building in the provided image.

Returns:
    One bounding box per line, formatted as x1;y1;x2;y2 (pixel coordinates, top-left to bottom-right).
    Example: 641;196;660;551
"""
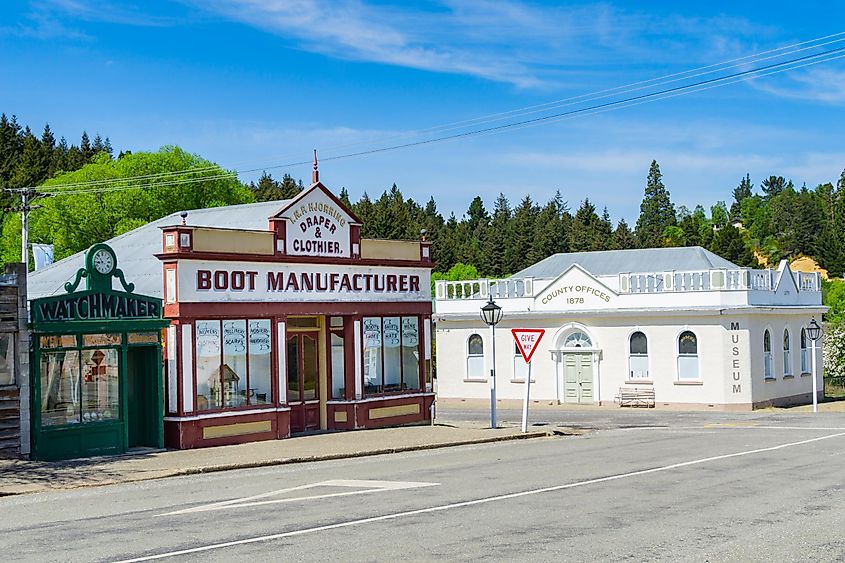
434;247;825;410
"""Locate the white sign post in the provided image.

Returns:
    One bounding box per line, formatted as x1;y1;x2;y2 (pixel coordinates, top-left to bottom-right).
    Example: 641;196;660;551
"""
512;329;545;433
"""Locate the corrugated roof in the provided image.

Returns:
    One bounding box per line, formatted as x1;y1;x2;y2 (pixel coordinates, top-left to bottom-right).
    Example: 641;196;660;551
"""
513;246;740;279
28;199;291;300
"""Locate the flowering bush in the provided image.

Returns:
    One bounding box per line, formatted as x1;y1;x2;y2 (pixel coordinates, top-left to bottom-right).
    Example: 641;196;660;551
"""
823;322;845;379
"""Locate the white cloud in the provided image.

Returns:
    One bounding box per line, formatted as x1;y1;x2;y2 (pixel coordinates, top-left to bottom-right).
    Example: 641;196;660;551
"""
187;0;769;89
751;66;845;104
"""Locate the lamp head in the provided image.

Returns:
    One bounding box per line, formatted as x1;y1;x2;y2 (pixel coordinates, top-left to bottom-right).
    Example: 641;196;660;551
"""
807;318;822;341
480;295;503;326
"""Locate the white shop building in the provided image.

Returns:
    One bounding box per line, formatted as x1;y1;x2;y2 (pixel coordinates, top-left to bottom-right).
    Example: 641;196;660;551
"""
434;247;825;410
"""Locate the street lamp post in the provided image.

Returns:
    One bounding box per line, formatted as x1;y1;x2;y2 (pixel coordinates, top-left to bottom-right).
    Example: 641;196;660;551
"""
481;295;503;429
807;318;823;414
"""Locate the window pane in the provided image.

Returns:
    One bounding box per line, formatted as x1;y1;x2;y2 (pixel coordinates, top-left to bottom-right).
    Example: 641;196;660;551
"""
513;356;529;381
222;320;247;407
82;333;121;347
302;335;318;401
402;317;420;391
40;335;77;348
195;320;221;410
383;317;402;391
783;330;790;351
248;320;272;405
679;331;697;355
629;332;647;355
41;350;80;426
0;333;13;386
801;328;807;349
363;317;382;394
81;348;119;422
467;356;485;379
331;332;345;399
287;337;299;401
801;349;810;373
764;353;773;378
629;355;649;379
468;334;483;356
288;317;319;329
764;330;771;352
678;355;699;380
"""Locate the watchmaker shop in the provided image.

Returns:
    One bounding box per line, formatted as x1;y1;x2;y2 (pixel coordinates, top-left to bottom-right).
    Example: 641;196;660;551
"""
29;244;168;460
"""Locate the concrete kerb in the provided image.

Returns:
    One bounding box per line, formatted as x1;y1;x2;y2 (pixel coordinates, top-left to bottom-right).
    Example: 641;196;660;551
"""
0;427;568;497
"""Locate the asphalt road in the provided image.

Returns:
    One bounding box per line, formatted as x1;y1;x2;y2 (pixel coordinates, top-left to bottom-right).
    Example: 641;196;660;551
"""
3;411;845;562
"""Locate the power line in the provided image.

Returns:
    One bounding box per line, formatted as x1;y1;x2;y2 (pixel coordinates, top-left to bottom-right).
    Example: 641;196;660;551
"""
29;31;845;193
38;45;845;197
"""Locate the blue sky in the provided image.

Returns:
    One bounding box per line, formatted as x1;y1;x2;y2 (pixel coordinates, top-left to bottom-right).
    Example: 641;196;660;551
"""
1;1;844;223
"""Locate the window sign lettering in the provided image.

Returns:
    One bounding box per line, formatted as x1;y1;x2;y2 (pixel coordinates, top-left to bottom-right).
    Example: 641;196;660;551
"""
383;317;401;348
402;317;419;347
364;318;382;348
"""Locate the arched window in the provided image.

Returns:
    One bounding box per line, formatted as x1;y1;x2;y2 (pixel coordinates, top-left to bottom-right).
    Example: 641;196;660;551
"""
564;332;592;348
677;331;699;381
628;331;649;380
800;328;810;374
466;334;484;380
763;329;773;379
783;328;792;376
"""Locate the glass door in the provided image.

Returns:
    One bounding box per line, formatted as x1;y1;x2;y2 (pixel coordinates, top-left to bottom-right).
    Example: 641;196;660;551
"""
287;332;319;432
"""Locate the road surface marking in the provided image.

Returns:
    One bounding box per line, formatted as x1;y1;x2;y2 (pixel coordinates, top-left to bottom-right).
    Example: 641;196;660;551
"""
115;431;845;563
161;479;438;516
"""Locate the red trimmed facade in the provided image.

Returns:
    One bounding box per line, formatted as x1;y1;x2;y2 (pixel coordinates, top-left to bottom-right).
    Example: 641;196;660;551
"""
159;182;434;449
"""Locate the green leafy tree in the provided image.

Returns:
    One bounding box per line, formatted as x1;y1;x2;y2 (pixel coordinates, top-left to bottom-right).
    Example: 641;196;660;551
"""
635;160;676;248
1;146;254;263
730;174;753;220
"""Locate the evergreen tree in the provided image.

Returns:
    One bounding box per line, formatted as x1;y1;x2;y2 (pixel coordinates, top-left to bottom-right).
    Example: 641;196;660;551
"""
709;223;757;267
761;175;793;200
730;174;753;220
569;199;605;252
611;219;637;250
635;160;676;248
338;187;352;208
507;196;538;273
480;193;511;277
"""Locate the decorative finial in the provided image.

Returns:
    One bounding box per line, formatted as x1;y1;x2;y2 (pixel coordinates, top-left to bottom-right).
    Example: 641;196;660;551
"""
312;149;319;184
180;211;188;226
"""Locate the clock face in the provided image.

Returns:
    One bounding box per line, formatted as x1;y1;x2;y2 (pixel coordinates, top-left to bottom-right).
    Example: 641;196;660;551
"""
92;249;114;275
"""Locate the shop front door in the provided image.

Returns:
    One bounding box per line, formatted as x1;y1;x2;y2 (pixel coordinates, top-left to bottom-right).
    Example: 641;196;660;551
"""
127;346;159;448
287;332;320;432
563;353;593;404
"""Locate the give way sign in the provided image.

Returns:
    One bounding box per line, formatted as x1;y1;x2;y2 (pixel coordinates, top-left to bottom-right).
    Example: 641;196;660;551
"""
511;329;545;363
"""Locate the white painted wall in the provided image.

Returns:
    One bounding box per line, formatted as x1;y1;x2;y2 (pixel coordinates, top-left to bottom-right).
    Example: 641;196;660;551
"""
435;309;822;408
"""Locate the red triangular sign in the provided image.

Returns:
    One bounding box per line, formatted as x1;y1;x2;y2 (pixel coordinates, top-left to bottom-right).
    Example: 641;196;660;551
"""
511;329;545;363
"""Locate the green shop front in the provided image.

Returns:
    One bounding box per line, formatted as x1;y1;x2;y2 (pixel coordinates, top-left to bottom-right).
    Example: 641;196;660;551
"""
30;244;169;461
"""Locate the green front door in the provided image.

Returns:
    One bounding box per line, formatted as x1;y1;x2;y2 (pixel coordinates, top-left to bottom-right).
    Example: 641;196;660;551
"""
127;346;158;448
563;353;593;404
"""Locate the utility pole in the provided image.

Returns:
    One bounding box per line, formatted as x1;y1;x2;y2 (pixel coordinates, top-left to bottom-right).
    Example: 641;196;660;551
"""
3;187;42;271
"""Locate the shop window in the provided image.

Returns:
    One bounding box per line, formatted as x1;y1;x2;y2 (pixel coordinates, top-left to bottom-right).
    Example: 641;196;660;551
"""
402;317;420;391
330;327;345;399
40;350;81;426
288;317;319;329
466;334;484;379
677;331;699;381
81;349;119;422
40;345;119;426
763;329;773;379
512;341;529;381
0;333;13;386
783;328;792;376
195;319;272;410
628;331;649;380
362;316;421;395
800;328;810;374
